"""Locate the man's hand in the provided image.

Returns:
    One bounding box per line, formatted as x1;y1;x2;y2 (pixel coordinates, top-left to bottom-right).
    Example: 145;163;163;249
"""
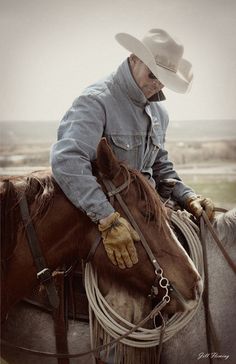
186;196;215;220
98;212;140;269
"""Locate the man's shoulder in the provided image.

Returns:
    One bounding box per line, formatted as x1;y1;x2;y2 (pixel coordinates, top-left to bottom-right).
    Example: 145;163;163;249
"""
81;73;115;99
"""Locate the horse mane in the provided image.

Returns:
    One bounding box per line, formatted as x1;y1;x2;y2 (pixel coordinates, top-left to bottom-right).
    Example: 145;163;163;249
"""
0;171;56;259
118;163;167;230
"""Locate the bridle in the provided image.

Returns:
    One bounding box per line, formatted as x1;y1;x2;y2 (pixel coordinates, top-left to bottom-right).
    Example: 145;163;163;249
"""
102;174;179;304
101;171;190;307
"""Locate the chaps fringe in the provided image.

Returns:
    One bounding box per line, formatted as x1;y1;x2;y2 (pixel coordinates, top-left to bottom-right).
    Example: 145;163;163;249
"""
91;312;160;364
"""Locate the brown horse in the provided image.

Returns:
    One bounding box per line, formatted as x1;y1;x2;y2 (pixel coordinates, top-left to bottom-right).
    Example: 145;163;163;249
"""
1;138;202;324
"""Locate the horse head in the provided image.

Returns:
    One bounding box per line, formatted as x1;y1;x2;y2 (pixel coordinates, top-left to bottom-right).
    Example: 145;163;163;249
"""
92;138;203;315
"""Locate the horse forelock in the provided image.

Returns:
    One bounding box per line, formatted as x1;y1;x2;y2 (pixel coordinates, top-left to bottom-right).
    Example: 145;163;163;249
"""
119;163;167;230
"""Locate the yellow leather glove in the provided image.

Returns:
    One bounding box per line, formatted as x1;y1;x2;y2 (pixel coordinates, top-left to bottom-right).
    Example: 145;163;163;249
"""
185;195;215;220
98;212;140;269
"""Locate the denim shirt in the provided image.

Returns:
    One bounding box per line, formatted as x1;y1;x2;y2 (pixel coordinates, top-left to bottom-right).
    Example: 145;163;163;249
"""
51;59;195;222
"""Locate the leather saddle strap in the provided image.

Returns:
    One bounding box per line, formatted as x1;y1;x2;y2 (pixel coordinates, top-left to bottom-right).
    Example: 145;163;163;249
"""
19;194;59;308
202;210;236;275
52;270;69;364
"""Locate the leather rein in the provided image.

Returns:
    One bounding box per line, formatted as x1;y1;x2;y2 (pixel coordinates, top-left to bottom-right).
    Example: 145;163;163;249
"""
199;208;236;364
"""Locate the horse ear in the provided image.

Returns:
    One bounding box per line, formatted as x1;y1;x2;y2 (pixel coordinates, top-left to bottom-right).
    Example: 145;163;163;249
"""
96;138;121;179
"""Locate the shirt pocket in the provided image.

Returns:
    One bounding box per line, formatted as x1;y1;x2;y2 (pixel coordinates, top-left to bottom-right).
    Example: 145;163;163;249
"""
108;134;142;168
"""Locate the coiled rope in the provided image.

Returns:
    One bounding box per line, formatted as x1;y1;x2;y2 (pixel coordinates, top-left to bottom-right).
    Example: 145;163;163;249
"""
85;210;204;348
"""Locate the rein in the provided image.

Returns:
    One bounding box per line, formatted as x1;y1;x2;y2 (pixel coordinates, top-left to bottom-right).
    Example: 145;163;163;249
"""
199;208;236;364
1;300;168;359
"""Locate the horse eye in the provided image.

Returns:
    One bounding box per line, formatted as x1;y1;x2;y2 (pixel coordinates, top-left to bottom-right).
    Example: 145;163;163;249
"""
141;210;155;221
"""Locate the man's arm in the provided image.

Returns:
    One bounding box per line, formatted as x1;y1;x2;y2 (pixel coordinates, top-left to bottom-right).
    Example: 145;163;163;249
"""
152;147;196;206
51;94;139;268
152;147;215;219
50;94;115;222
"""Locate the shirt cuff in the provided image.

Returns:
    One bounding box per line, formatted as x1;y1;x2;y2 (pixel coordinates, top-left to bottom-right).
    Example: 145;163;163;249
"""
86;200;115;223
180;191;197;208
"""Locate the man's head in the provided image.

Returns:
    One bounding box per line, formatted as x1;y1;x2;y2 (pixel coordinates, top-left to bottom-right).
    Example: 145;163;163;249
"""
116;29;193;94
129;54;164;99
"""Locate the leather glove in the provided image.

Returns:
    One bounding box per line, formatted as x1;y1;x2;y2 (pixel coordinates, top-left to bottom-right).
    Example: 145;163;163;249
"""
185;195;215;220
98;212;140;269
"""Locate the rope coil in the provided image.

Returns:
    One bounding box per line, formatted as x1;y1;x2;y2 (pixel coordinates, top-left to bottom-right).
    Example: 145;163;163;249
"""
85;210;204;348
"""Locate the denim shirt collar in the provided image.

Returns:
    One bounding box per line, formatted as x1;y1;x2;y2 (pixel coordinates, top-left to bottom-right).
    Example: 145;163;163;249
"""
114;59;165;107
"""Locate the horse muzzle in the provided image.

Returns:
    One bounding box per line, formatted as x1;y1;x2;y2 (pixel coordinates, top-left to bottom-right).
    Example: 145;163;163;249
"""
169;276;203;312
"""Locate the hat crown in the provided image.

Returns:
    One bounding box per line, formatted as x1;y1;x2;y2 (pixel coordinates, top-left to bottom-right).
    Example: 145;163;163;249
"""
142;29;184;72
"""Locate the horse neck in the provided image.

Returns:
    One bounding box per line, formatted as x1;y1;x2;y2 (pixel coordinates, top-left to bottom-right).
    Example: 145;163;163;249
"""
2;192;98;316
31;194;98;270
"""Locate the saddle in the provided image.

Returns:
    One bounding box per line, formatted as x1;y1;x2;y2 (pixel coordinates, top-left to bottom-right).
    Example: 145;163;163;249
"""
23;259;90;364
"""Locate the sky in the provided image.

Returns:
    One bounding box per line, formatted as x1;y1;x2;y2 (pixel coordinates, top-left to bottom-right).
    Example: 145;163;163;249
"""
1;0;236;122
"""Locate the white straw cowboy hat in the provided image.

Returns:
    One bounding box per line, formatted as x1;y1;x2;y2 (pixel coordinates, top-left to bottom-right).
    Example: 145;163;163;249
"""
115;29;193;93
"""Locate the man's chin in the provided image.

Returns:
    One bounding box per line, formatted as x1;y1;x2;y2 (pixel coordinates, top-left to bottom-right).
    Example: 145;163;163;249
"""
145;91;156;99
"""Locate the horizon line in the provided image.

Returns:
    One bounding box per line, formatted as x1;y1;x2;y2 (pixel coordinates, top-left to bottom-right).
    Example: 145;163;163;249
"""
0;118;236;123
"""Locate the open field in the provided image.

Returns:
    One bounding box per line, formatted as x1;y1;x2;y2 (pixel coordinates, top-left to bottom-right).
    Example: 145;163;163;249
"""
1;163;235;210
180;177;236;210
1;120;235;209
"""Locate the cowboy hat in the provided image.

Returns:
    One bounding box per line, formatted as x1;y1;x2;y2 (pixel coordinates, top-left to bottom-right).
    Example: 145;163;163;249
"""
115;29;193;93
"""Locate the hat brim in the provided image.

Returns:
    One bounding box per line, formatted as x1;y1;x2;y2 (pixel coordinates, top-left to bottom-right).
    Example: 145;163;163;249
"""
115;32;193;94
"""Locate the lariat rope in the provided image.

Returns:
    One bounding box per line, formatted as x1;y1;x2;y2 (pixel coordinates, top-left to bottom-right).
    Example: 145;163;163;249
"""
85;210;204;349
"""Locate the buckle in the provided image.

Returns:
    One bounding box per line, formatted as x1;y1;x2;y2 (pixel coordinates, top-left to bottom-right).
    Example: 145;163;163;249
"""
37;268;52;283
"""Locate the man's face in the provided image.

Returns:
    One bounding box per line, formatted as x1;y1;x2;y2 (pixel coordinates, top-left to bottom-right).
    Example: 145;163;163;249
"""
129;56;164;99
